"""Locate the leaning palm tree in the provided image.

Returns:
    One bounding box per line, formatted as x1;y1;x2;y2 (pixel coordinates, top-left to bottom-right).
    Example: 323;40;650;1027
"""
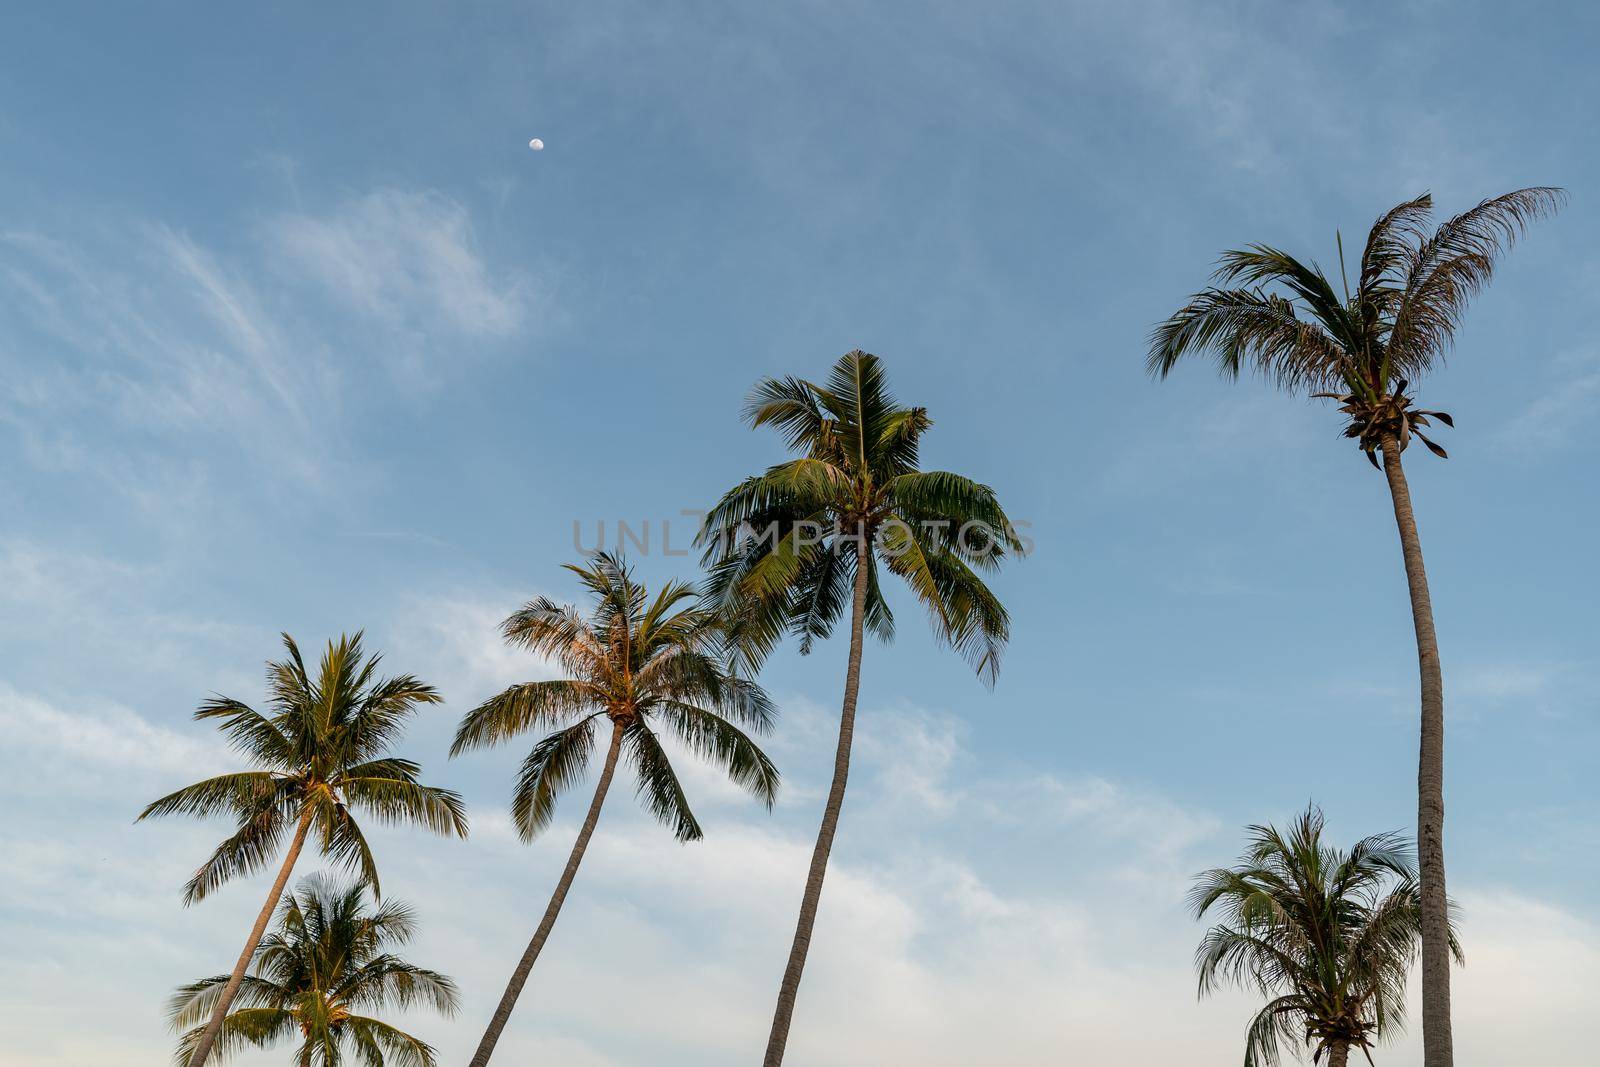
1150;188;1561;1067
170;873;458;1066
451;551;780;1065
697;350;1023;1066
1191;807;1461;1067
139;633;468;1067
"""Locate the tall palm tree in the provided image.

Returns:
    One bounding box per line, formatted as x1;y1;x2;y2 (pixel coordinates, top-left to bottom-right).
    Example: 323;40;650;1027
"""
1149;188;1561;1067
139;633;468;1067
450;551;780;1066
697;350;1023;1066
1191;807;1460;1067
170;873;458;1066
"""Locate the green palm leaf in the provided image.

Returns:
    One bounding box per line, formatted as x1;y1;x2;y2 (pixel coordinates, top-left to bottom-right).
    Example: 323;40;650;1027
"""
171;876;453;1066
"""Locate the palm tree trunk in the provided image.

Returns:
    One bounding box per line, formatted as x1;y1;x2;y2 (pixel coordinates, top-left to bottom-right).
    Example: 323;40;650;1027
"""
1326;1040;1351;1067
467;718;627;1067
1379;434;1453;1067
763;534;871;1067
186;806;315;1067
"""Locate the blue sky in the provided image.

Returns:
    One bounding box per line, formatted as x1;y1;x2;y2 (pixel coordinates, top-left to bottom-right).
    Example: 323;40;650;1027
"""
1;2;1596;1063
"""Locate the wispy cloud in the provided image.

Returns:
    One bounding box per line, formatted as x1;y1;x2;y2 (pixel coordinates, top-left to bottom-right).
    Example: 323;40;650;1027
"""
0;223;324;496
1;183;538;510
0;683;229;784
271;188;535;342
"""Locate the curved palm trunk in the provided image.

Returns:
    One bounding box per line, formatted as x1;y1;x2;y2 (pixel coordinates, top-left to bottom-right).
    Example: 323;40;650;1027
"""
763;535;871;1067
1379;435;1453;1067
186;807;315;1067
1326;1040;1351;1067
468;718;626;1067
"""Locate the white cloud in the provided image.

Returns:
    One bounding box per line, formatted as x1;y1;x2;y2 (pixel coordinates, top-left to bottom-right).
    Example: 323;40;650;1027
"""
0;539;260;700
1440;891;1600;1064
0;224;325;495
272;188;533;341
386;589;561;711
1;183;536;507
0;684;1593;1066
0;682;228;784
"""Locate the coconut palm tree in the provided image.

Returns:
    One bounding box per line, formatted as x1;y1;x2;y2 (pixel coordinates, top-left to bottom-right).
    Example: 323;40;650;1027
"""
451;551;780;1065
1149;188;1561;1067
139;633;468;1067
1191;807;1461;1067
170;873;458;1066
697;350;1024;1066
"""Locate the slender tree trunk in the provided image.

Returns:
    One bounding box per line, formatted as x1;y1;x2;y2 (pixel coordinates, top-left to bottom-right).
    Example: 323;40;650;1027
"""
763;534;871;1067
1379;434;1453;1067
467;718;627;1067
1326;1040;1351;1067
186;806;315;1067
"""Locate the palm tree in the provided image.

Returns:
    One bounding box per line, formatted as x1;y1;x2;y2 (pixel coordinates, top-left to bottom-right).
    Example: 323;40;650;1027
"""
139;633;468;1067
697;350;1023;1066
170;873;458;1066
1191;807;1461;1067
1149;189;1561;1067
450;551;780;1065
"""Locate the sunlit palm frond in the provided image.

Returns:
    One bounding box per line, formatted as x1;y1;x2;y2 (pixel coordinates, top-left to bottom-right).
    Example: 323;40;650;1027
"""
146;632;457;900
137;771;283;823
347;675;442;764
499;598;604;674
451;680;598;755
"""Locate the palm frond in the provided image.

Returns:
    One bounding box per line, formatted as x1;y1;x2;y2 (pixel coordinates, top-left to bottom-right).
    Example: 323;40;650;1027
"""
1191;806;1432;1067
1149;286;1349;391
509;714;602;842
344;1016;440;1067
1388;187;1566;373
879;523;1011;685
450;680;598;755
622;718;703;842
174;1007;293;1065
339;772;468;838
137;771;283;823
181;796;293;904
655;701;780;808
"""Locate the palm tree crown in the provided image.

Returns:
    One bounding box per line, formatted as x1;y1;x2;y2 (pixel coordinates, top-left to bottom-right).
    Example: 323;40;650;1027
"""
1149;188;1564;465
170;874;459;1066
697;349;1023;681
139;633;468;901
1190;807;1460;1067
452;552;779;1065
451;551;780;841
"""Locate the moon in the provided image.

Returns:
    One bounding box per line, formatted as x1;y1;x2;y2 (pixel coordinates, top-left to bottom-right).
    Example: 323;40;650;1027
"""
528;138;545;151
